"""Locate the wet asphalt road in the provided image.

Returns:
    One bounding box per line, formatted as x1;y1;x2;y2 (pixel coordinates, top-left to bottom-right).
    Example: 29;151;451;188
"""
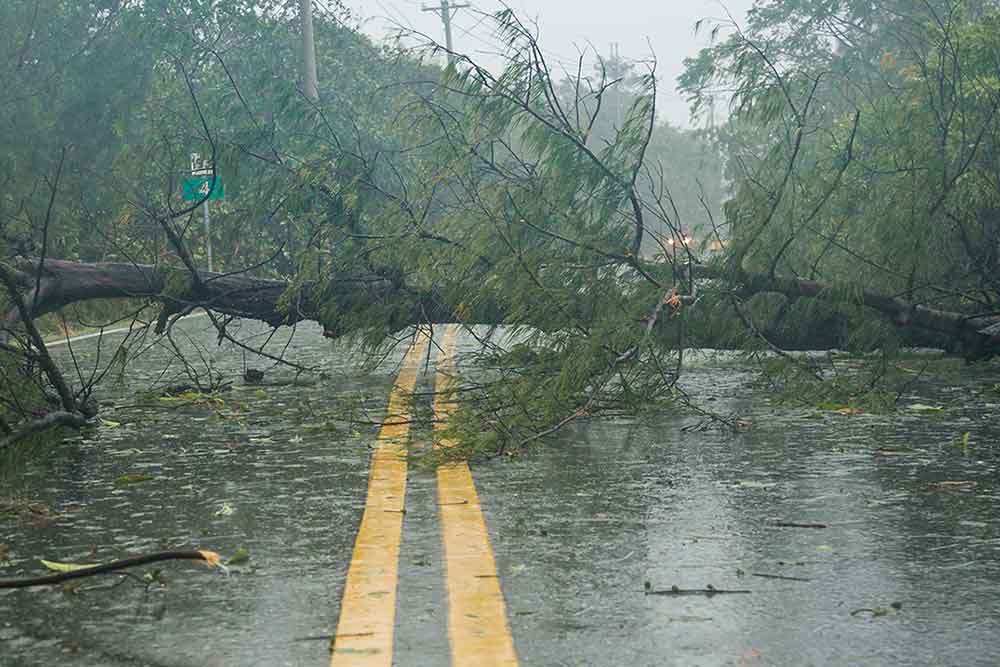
2;319;1000;665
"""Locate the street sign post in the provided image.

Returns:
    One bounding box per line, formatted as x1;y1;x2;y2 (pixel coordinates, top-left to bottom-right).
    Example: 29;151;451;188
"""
184;153;224;272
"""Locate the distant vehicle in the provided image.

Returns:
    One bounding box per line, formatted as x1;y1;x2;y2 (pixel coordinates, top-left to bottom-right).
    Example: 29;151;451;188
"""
642;228;728;260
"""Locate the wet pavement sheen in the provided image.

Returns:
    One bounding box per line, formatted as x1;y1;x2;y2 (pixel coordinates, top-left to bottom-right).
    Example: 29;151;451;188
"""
2;321;1000;666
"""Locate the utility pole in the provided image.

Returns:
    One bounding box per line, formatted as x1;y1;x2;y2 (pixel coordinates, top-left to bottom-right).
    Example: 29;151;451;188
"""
609;42;624;126
299;0;319;100
422;0;469;64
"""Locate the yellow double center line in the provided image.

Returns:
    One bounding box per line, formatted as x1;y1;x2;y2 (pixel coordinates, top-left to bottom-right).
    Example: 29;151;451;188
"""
331;325;518;666
435;325;519;666
331;333;429;665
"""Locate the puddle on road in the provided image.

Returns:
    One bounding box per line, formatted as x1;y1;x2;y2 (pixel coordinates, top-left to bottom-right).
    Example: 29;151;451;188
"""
2;323;999;666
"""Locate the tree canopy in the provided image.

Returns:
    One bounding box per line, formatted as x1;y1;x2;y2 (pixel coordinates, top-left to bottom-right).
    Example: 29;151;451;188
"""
2;0;999;458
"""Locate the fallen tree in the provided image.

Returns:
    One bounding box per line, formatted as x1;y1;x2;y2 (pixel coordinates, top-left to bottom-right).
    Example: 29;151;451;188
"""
3;258;318;330
3;250;993;455
8;256;1000;356
2;257;440;336
3;4;1000;458
728;269;1000;359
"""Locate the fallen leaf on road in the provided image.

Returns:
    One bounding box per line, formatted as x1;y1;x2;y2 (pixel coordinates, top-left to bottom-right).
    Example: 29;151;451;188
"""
40;559;99;573
115;473;155;486
226;547;250;565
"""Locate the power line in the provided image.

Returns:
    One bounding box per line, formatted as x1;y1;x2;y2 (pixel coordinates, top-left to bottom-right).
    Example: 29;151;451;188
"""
448;10;584;72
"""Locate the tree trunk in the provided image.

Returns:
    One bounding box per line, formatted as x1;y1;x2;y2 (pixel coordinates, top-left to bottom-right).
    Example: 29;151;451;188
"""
6;257;1000;357
727;269;1000;358
5;258;317;326
683;264;1000;356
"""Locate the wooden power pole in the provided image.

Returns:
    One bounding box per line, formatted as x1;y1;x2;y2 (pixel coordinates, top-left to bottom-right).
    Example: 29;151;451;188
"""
422;0;469;63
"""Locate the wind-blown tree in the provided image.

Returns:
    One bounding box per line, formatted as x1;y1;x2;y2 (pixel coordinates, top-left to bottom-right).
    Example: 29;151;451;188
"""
260;10;736;448
3;2;1000;456
2;5;721;453
679;0;1000;355
0;0;424;449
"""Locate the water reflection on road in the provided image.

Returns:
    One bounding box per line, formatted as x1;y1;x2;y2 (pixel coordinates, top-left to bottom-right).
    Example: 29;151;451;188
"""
1;321;999;666
471;351;1000;667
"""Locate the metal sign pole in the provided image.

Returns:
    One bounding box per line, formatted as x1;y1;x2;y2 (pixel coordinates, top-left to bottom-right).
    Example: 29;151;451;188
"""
203;199;213;273
186;153;223;272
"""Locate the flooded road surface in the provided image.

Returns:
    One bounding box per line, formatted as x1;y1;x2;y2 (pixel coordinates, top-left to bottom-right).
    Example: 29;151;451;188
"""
2;319;1000;665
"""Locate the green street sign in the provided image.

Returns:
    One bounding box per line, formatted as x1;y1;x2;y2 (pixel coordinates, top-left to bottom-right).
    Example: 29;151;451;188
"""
182;176;225;201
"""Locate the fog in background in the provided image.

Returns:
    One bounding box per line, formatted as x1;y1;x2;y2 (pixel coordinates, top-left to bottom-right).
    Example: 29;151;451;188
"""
343;0;755;128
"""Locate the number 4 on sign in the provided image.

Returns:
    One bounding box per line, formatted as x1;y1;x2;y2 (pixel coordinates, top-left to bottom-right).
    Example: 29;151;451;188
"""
182;176;224;201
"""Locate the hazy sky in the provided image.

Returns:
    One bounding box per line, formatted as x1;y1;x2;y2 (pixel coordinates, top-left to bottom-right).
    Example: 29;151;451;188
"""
342;0;756;128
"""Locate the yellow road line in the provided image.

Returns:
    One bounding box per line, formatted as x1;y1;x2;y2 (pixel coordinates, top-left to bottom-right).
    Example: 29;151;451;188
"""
434;325;519;667
331;333;430;667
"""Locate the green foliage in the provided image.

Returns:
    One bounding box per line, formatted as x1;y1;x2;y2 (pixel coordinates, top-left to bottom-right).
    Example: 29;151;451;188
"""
555;55;725;253
764;358;897;414
6;0;999;459
679;0;1000;354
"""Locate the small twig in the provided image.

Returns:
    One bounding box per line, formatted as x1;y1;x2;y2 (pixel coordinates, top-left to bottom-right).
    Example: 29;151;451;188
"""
644;582;751;596
770;521;828;529
750;572;812;582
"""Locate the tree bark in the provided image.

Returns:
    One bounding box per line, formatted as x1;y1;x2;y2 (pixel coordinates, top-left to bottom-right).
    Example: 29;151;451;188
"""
5;257;1000;356
725;269;1000;357
2;257;398;337
6;258;319;327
